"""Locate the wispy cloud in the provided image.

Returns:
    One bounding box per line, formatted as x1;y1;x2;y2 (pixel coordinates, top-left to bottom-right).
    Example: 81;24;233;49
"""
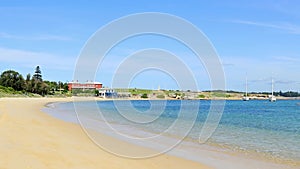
276;80;298;85
247;77;300;88
222;63;235;67
273;56;300;62
0;47;74;70
249;77;271;83
0;32;73;41
229;20;300;35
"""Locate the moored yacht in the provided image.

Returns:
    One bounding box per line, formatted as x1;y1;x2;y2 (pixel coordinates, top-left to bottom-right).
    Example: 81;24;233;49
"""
243;76;249;101
269;78;276;102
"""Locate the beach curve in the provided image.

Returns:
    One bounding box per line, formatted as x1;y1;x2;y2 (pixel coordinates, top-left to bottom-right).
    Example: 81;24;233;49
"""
0;97;210;169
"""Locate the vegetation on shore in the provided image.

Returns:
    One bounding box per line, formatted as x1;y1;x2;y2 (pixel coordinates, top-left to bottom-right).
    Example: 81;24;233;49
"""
124;89;300;100
0;66;70;97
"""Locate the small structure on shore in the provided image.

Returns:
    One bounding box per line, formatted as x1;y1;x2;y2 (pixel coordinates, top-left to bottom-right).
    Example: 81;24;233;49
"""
98;88;117;98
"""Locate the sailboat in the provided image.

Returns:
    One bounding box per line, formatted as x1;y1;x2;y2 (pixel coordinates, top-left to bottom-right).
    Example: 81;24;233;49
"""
242;76;249;101
269;78;276;102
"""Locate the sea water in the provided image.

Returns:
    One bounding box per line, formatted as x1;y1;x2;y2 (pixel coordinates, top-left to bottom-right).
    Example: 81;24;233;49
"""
44;100;300;163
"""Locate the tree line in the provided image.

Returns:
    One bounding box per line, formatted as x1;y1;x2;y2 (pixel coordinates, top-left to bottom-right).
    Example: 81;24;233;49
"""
277;91;300;97
0;66;68;96
250;91;300;97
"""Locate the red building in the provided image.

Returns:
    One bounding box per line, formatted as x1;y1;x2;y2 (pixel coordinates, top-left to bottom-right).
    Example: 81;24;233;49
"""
68;81;103;91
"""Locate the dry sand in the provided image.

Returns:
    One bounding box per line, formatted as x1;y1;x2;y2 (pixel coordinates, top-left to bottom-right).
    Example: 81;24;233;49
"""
0;98;210;169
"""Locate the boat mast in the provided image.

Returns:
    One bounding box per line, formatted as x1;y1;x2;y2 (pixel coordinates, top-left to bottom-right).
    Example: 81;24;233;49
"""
245;76;248;97
271;78;274;97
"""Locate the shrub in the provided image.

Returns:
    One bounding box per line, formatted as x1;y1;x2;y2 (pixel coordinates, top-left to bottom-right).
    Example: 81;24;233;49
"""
198;94;205;98
141;93;148;98
156;94;165;99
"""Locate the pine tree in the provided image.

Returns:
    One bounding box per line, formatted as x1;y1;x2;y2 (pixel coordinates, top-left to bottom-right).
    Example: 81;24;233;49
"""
33;66;42;81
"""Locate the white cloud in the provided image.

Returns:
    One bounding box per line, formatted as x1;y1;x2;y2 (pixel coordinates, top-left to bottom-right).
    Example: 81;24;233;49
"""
0;32;73;41
222;63;235;67
0;47;75;71
229;20;300;35
273;56;300;62
276;80;298;85
249;77;271;83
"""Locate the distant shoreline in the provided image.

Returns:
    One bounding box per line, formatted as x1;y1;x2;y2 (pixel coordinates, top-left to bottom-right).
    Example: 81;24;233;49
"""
1;93;300;101
84;96;300;101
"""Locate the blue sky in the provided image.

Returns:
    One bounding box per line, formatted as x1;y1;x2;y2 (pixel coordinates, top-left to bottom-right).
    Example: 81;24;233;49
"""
0;0;300;92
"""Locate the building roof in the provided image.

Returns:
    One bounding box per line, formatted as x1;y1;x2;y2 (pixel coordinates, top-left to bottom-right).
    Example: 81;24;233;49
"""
68;81;102;84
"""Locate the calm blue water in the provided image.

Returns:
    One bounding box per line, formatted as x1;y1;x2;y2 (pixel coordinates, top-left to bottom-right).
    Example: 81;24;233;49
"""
45;100;300;161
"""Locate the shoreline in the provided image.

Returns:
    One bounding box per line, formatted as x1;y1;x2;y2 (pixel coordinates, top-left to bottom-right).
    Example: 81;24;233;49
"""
1;97;299;169
2;94;300;101
0;97;210;169
45;98;300;169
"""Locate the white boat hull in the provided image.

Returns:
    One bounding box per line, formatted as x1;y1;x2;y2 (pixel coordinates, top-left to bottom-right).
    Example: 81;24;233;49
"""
242;97;249;101
269;96;276;102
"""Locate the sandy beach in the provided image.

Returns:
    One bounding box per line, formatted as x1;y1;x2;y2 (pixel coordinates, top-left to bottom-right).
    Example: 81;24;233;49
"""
0;97;210;169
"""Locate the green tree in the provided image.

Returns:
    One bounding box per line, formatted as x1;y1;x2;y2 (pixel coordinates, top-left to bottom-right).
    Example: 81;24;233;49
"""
141;93;148;98
30;66;50;96
63;82;69;92
33;80;42;94
40;82;50;96
0;70;25;91
30;78;35;93
25;73;32;92
95;89;99;96
44;81;57;94
31;80;48;95
33;66;42;81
